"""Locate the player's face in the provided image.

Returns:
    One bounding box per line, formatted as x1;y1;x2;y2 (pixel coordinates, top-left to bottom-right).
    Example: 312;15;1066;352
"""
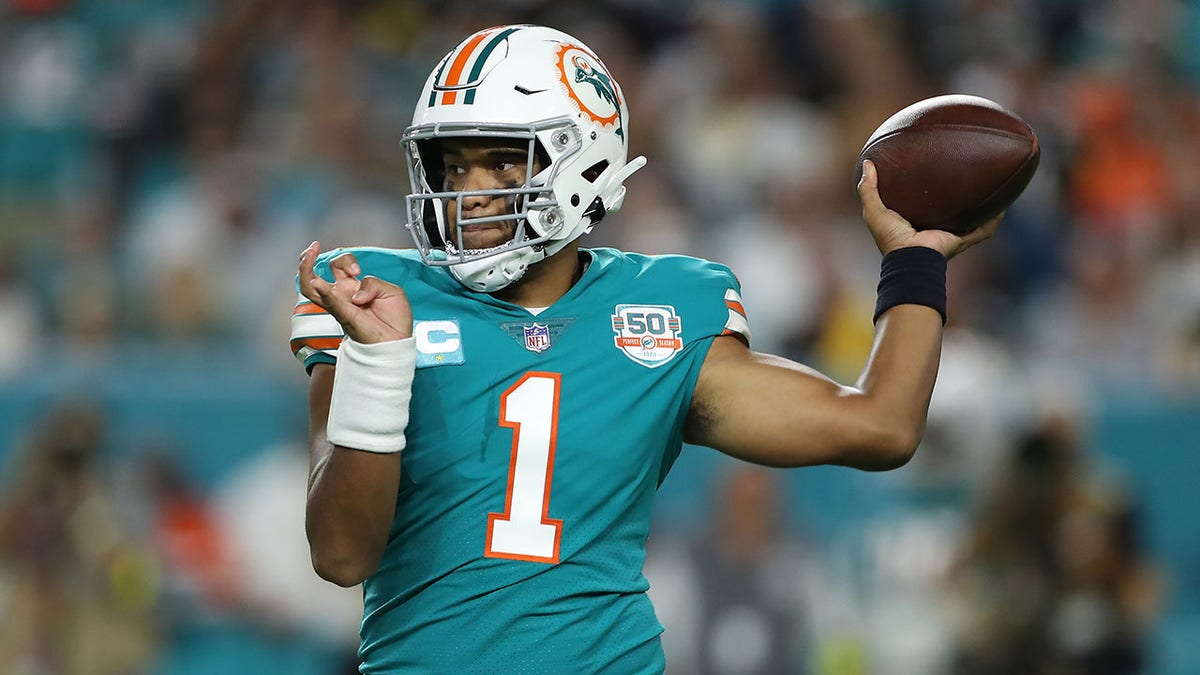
441;138;537;251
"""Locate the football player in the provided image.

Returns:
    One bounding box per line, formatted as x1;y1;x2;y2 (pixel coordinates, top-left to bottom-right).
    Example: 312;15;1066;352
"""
291;24;998;673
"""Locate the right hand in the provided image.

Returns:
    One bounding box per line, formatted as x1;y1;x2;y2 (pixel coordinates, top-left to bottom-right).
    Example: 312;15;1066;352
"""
857;159;1001;259
298;241;413;344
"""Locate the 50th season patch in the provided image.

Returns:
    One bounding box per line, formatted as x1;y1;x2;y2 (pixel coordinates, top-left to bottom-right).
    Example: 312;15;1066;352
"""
611;304;682;368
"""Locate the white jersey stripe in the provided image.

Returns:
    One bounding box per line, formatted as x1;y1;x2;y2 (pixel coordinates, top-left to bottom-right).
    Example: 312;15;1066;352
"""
724;309;751;342
291;313;344;340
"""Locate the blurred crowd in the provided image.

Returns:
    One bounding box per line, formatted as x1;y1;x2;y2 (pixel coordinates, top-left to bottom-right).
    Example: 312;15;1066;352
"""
0;398;363;674
0;0;1197;673
647;409;1165;675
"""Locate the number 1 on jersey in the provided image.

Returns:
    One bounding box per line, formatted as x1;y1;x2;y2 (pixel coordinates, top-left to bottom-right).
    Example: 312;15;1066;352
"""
486;372;564;563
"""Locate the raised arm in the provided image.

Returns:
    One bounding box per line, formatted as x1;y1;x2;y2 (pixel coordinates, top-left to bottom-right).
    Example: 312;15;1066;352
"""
685;161;1000;470
300;242;412;587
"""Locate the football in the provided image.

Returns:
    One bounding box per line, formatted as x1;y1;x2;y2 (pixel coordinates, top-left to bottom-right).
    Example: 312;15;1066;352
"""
854;94;1040;235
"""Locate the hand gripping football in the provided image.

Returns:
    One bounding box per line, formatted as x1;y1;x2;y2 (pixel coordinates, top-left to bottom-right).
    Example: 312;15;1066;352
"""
855;94;1041;235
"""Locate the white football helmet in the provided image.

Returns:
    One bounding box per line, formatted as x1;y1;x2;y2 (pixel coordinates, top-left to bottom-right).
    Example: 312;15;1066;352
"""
401;25;646;292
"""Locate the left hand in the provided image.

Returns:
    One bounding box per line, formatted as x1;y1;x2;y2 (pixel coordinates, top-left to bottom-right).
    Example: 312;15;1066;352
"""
857;159;1002;259
298;242;413;344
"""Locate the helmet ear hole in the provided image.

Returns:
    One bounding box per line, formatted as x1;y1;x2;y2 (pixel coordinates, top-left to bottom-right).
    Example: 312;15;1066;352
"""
582;160;609;183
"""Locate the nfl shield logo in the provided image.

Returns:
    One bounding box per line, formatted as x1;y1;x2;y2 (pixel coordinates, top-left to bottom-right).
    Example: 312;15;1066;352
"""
523;323;552;353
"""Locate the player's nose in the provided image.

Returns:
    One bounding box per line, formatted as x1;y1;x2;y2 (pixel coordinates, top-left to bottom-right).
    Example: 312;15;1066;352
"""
460;167;496;211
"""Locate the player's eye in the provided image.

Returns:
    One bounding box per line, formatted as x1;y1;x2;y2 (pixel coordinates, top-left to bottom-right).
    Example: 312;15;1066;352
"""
494;161;517;172
445;163;466;176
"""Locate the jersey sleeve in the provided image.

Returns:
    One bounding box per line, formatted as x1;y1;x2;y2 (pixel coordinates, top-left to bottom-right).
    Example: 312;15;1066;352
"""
289;249;347;373
289;292;344;373
718;286;751;346
661;255;751;348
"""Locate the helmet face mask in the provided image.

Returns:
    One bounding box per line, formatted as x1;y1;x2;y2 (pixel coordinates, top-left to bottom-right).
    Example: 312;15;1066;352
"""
402;119;582;280
401;25;645;293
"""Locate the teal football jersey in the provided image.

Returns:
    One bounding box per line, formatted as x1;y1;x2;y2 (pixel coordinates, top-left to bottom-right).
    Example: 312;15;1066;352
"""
290;247;751;674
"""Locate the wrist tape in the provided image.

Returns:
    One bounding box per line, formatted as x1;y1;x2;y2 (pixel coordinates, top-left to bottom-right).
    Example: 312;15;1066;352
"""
873;246;948;325
326;337;416;453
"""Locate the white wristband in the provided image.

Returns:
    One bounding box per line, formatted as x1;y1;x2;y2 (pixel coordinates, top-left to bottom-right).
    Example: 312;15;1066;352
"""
326;336;416;453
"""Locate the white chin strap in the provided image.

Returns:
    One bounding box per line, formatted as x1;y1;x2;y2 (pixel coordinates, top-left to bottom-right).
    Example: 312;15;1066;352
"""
449;246;545;293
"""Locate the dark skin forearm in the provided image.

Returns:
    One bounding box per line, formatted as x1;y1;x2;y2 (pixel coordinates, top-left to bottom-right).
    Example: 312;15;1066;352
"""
685;303;942;470
305;363;403;587
850;303;944;461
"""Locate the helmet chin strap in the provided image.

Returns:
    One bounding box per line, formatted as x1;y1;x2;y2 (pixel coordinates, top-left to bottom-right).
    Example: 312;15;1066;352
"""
448;245;545;293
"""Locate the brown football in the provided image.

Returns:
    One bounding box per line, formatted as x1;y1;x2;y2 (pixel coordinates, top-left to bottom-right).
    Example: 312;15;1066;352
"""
854;94;1040;235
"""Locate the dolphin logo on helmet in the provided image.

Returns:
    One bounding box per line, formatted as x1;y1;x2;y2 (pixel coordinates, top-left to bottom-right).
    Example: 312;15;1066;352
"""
560;48;625;140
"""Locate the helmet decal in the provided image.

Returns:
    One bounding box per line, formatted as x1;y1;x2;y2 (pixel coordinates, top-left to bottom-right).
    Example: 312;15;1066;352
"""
428;25;524;107
555;43;624;139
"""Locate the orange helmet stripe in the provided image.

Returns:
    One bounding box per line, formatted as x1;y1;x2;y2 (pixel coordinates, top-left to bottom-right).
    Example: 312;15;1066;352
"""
439;28;498;105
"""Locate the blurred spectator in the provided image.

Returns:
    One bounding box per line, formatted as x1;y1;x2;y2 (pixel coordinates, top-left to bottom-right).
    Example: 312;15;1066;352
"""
0;399;159;675
944;410;1164;675
847;327;1022;675
52;197;121;358
0;247;41;380
214;440;362;672
656;5;839;226
138;448;238;623
1150;219;1200;392
1024;229;1162;390
646;464;831;675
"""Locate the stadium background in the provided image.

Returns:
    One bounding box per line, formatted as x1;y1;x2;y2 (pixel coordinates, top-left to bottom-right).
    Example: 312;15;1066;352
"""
0;0;1196;673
